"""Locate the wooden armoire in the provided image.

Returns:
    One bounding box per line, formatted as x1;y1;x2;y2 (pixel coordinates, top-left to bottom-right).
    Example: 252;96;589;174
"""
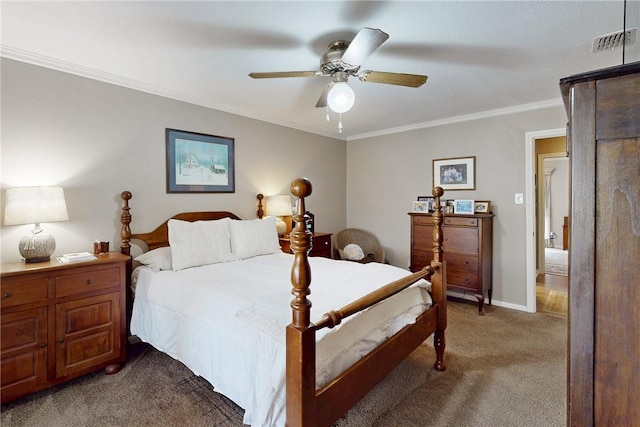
560;62;640;426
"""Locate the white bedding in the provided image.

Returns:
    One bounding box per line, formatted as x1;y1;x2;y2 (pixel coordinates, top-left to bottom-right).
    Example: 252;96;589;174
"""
130;252;431;427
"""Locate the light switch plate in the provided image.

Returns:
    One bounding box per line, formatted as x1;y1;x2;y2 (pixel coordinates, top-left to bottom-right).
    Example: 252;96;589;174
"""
515;193;524;204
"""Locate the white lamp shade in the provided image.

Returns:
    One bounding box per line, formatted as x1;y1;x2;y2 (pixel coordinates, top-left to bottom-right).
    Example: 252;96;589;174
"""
266;195;292;237
4;186;69;225
327;82;355;113
265;195;292;217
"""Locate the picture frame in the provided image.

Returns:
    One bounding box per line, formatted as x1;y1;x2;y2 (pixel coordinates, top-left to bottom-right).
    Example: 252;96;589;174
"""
474;200;491;213
166;128;235;193
432;156;476;191
412;201;429;213
453;199;475;215
417;196;436;212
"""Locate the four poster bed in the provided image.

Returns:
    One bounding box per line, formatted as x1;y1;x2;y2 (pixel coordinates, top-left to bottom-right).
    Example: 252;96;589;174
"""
119;178;447;427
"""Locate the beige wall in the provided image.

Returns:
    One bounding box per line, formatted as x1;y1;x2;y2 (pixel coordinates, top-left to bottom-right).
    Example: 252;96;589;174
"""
1;59;347;263
346;108;567;309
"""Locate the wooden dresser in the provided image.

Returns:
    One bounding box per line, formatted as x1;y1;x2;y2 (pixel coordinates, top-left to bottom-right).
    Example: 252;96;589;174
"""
561;62;640;425
1;252;129;403
409;212;494;313
279;232;332;258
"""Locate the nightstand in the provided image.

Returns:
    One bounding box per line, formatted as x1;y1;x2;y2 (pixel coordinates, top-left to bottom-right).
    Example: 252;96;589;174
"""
1;252;129;403
279;232;333;258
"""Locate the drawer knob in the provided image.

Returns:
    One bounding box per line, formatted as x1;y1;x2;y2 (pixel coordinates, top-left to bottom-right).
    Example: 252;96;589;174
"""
86;279;94;285
39;343;46;348
3;293;10;298
58;338;65;343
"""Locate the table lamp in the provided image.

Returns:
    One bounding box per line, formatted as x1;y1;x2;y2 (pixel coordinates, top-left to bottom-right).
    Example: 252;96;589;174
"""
265;195;292;237
4;186;69;263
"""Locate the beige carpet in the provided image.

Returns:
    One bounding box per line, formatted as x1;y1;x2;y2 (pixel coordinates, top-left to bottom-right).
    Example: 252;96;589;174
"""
1;301;567;426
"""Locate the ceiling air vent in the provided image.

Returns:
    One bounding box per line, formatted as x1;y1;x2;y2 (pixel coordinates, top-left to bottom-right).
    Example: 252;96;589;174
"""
593;28;637;52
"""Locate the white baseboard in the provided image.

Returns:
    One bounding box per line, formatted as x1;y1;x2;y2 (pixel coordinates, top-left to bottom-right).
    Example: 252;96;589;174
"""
447;290;529;312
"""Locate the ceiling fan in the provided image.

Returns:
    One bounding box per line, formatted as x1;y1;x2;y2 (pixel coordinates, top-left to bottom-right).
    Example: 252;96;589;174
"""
249;27;428;130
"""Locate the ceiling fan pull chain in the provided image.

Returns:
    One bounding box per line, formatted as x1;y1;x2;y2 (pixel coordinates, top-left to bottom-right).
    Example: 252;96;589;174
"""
338;113;344;133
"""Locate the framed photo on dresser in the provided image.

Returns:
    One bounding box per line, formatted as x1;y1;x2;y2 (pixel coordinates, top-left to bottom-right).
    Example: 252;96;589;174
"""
412;201;429;213
474;200;491;213
417;196;436;212
453;199;474;214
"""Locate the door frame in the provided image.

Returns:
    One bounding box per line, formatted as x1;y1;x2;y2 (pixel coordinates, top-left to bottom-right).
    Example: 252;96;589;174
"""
524;127;566;313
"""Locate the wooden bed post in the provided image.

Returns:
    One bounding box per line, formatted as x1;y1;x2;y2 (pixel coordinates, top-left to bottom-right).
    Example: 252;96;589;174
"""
120;191;132;256
286;178;316;427
256;193;264;219
431;186;447;371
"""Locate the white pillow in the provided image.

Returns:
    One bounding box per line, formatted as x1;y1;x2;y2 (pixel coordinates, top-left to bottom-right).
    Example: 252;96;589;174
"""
343;243;365;261
168;218;235;271
229;217;281;259
134;246;173;272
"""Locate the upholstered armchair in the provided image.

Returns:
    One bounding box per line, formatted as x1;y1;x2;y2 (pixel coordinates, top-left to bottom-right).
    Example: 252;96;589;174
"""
333;228;386;263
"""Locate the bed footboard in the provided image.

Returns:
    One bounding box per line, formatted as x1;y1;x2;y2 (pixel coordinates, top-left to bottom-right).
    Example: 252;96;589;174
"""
286;178;447;427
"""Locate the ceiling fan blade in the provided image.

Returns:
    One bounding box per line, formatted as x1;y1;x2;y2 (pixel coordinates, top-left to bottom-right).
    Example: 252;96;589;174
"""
358;70;428;88
340;27;389;66
315;83;334;108
249;71;317;79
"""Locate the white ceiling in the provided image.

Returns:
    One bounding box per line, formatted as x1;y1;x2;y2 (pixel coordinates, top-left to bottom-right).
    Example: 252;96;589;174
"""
2;1;638;140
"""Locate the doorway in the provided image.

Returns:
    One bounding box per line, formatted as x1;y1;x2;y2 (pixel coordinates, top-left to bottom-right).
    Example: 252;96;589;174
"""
536;153;569;315
524;128;568;313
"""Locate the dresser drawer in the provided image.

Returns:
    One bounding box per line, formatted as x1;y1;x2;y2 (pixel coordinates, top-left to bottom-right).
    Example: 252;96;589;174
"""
55;267;121;298
446;254;479;275
1;307;48;353
442;227;478;254
412;214;433;225
447;269;480;292
444;216;478;227
1;279;48;309
412;224;433;249
411;249;433;271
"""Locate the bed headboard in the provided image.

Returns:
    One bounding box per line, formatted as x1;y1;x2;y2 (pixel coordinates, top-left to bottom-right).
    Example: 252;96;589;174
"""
119;191;240;255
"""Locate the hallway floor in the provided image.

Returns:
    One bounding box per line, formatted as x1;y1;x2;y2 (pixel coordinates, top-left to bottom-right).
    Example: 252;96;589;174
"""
536;273;568;316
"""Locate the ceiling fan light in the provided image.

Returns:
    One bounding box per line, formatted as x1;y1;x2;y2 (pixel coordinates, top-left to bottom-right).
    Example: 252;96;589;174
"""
327;82;355;113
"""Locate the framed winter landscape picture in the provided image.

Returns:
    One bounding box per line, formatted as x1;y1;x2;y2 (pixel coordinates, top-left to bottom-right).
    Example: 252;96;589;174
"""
432;156;476;191
166;128;235;193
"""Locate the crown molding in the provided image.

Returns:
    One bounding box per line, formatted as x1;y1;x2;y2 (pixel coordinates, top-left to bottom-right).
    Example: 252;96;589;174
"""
347;98;564;141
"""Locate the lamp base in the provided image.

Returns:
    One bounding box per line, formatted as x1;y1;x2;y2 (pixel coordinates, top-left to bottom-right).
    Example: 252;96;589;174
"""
275;217;287;237
19;233;56;263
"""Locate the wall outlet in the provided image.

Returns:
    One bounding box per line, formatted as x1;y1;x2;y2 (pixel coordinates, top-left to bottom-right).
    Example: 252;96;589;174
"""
515;193;524;204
